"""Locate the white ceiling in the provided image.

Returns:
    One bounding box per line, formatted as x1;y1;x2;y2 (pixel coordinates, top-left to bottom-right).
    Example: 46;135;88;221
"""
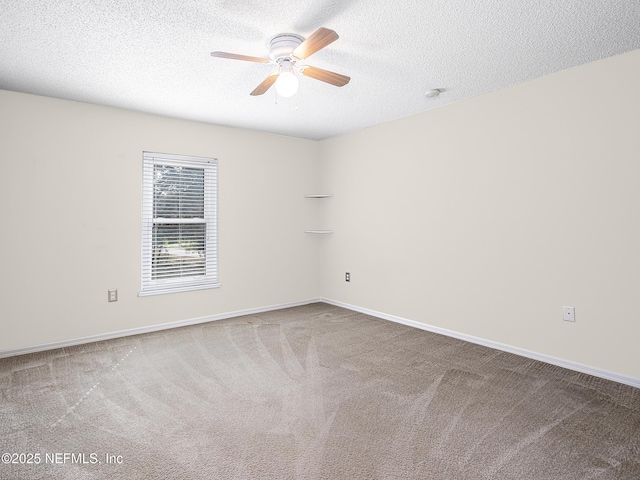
1;1;639;140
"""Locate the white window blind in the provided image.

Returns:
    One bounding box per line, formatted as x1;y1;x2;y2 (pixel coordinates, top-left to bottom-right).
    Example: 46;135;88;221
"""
140;152;219;296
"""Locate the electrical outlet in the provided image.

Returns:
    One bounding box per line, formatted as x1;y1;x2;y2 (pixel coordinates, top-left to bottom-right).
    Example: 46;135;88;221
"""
345;272;350;282
108;289;118;302
563;306;575;322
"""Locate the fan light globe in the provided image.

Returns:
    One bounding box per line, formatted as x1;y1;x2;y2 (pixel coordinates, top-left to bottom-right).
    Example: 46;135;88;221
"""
275;71;299;97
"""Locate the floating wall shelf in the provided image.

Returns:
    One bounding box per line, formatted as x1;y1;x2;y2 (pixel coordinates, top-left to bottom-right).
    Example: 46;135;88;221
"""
305;194;333;234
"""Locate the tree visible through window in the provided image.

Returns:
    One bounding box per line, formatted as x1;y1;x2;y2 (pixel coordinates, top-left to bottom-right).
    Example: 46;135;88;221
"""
152;165;205;279
140;152;219;295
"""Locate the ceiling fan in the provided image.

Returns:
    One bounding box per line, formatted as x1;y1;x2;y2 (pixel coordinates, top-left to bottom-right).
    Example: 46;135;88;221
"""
211;27;350;97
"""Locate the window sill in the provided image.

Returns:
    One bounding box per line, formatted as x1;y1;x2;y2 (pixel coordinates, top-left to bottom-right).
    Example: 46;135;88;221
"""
138;282;221;297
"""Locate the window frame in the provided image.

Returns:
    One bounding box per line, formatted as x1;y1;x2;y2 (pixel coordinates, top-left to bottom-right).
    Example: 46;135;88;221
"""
139;152;220;296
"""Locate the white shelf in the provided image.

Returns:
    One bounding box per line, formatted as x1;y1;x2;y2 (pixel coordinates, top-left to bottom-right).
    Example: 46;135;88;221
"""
305;195;333;233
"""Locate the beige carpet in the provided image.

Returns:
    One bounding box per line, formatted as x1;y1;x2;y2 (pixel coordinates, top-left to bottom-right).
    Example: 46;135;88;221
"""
1;303;639;479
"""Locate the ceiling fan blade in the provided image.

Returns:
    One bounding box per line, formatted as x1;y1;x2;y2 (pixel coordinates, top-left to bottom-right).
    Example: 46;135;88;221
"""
250;73;279;96
292;27;339;59
210;51;271;64
300;66;350;87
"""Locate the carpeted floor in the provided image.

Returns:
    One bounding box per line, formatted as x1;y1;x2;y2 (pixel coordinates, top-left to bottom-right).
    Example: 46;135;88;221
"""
1;303;639;479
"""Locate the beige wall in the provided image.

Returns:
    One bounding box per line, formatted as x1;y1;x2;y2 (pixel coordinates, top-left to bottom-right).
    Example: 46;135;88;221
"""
0;90;321;351
318;50;640;379
2;50;639;380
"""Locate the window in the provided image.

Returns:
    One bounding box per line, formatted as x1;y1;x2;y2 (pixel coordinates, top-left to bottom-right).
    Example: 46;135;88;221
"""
140;152;219;296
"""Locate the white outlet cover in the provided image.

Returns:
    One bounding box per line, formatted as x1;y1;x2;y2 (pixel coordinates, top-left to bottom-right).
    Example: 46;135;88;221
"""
563;306;575;322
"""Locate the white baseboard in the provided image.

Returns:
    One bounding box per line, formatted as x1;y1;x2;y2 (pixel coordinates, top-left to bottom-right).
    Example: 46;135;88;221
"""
320;298;640;390
3;297;638;390
0;298;322;359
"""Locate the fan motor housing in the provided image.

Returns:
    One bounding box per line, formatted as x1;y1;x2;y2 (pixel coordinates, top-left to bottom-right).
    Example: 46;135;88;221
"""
268;33;304;60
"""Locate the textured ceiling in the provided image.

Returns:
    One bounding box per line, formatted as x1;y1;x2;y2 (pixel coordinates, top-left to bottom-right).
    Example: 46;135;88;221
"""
1;1;639;140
